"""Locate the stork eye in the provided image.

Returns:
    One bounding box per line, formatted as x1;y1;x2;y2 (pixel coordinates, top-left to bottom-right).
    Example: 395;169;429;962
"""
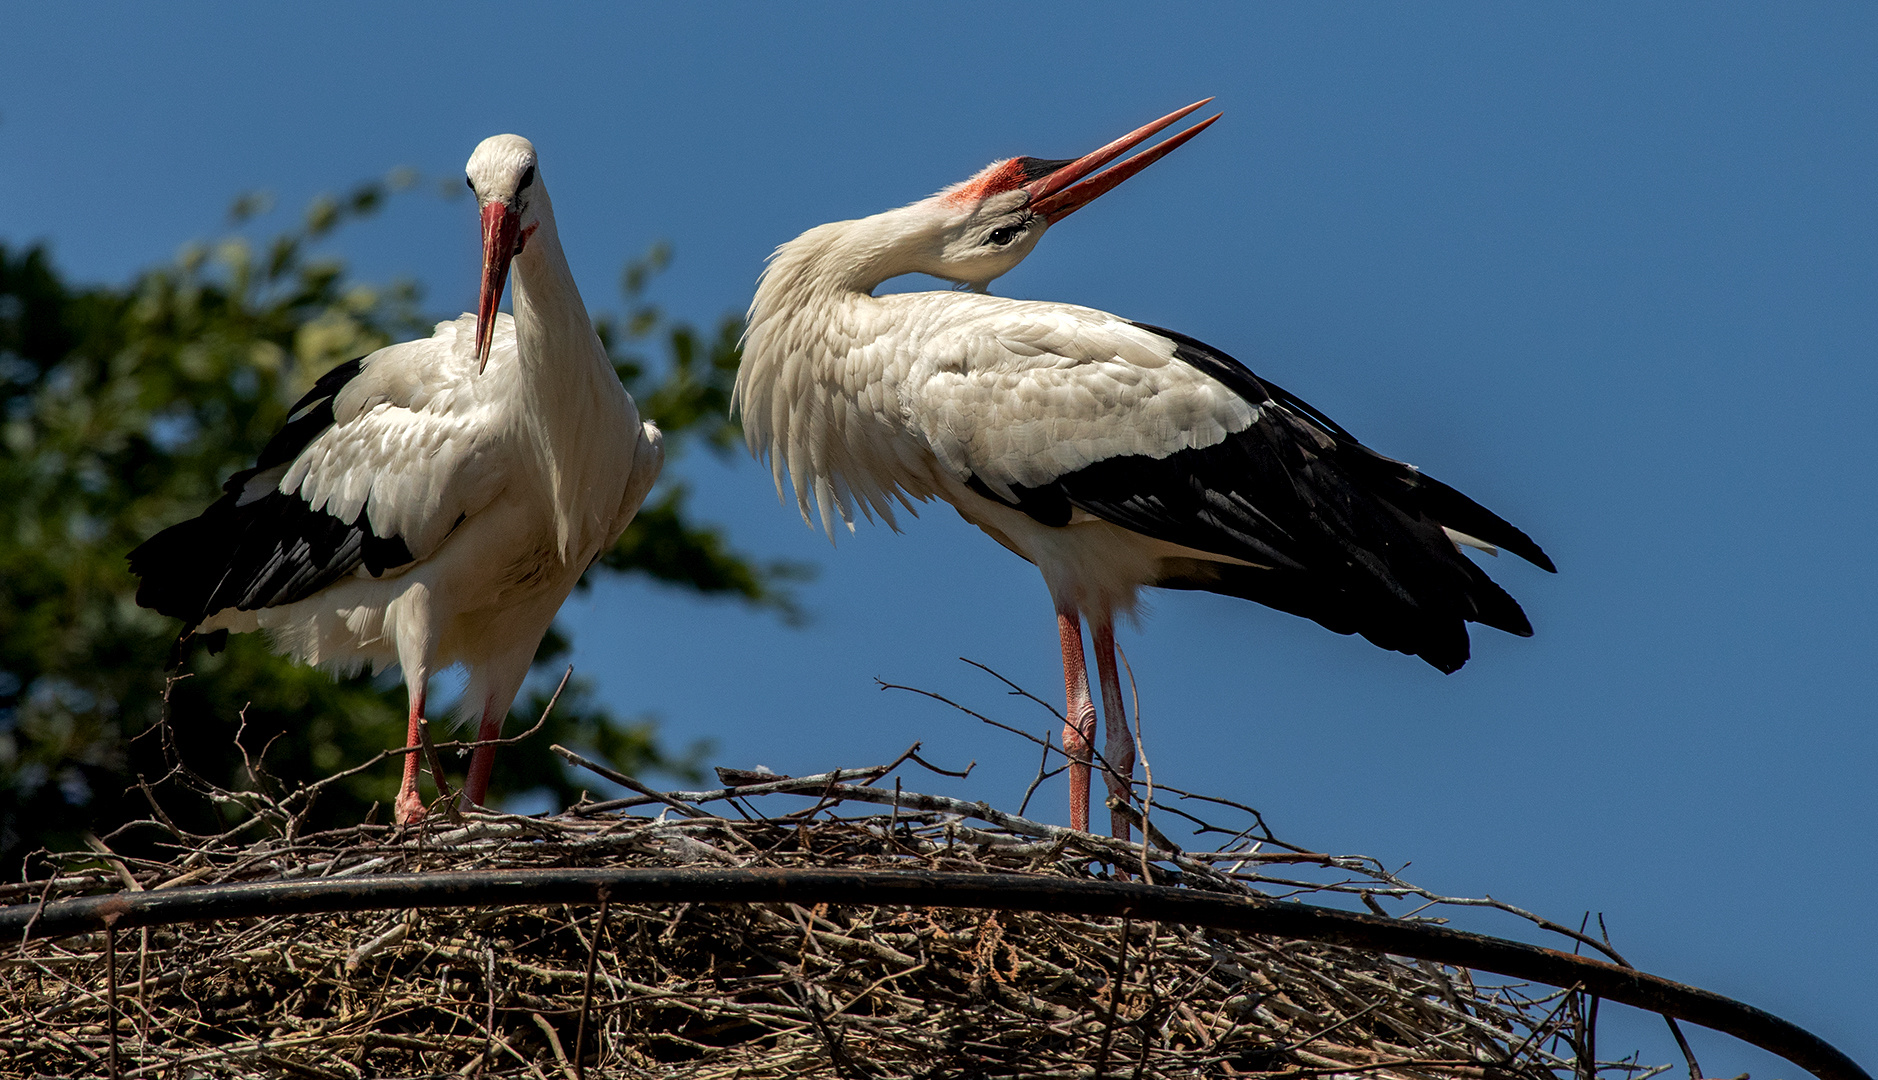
519;165;536;190
985;221;1027;247
465;176;475;193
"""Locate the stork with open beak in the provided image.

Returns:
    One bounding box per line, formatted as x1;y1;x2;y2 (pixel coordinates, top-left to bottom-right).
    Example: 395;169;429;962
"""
130;134;665;823
734;101;1555;836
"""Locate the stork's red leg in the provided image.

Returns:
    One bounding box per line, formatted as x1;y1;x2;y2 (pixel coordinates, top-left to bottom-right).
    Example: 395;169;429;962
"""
395;686;429;825
459;693;504;811
1057;607;1097;832
1092;618;1135;840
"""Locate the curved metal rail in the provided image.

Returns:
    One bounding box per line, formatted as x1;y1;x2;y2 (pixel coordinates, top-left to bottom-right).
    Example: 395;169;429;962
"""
3;867;1864;1080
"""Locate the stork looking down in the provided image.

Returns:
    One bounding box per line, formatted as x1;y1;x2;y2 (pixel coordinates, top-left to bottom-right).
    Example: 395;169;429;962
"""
733;101;1556;837
130;135;664;823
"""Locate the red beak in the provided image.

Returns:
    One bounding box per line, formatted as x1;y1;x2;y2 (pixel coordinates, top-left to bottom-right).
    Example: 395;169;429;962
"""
1024;99;1222;222
476;201;522;373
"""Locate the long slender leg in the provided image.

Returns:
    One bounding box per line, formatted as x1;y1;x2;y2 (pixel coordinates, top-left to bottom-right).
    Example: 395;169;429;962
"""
394;684;429;825
1091;618;1136;840
459;692;504;811
390;596;437;825
1057;607;1098;832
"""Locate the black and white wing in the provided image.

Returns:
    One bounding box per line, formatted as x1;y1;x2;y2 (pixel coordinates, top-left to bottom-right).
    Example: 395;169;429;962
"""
900;300;1555;672
130;315;510;638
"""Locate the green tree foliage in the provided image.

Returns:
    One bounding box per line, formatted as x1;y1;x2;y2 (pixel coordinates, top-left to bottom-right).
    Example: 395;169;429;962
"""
0;177;797;873
592;244;808;621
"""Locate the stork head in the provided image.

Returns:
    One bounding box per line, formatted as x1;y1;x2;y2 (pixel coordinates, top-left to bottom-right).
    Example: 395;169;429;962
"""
466;134;544;372
904;100;1220;290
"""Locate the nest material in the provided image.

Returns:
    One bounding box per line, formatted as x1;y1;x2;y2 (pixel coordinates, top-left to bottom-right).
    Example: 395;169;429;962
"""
1;694;1671;1080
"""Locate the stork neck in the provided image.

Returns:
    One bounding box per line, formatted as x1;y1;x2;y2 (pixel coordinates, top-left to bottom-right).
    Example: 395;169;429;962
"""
750;209;941;328
509;189;605;377
498;184;635;565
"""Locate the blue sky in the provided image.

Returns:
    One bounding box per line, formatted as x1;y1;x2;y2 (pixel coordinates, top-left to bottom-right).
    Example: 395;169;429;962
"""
6;4;1874;1071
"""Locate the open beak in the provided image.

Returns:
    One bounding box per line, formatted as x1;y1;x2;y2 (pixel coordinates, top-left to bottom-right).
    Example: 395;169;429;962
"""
1024;99;1221;222
476;201;522;373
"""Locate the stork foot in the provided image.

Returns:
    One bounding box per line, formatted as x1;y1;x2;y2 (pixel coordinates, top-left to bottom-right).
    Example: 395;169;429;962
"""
396;685;431;826
394;788;428;825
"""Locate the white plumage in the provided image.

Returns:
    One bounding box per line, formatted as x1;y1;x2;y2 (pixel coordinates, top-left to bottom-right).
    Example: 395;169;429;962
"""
743;293;1257;526
210;311;658;675
735;102;1553;836
132;135;662;823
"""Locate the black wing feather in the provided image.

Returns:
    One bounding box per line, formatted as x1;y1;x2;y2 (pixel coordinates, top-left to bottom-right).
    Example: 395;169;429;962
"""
252;356;364;472
968;325;1554;674
1138;323;1554;573
128;356;415;646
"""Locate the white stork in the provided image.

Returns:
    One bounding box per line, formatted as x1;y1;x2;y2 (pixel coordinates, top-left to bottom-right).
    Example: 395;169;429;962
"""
734;102;1556;837
130;134;664;824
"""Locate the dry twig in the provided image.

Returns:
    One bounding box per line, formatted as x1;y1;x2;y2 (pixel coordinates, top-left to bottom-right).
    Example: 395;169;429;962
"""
0;665;1816;1080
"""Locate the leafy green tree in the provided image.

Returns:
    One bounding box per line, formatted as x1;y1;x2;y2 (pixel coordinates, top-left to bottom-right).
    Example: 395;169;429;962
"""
0;176;797;873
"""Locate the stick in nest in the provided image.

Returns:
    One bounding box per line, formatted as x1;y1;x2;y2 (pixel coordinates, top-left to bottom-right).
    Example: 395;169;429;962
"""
3;669;1829;1080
